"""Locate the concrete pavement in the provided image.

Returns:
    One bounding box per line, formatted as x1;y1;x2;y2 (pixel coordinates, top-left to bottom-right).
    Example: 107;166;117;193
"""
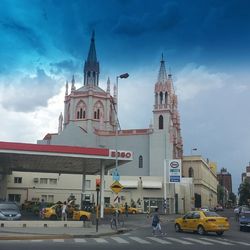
0;213;179;240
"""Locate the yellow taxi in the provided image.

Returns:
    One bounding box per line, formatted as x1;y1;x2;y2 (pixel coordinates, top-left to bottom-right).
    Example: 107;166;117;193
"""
42;204;91;221
120;206;140;214
104;204;123;214
175;210;229;236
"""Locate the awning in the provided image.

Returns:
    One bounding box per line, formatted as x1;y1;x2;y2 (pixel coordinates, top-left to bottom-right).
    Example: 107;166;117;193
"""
142;180;162;189
120;180;138;189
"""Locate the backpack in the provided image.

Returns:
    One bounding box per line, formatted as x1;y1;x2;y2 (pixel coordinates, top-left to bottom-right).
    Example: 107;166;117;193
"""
152;214;159;227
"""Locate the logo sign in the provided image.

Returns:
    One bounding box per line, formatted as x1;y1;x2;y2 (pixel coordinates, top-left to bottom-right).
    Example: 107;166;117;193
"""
110;181;124;194
109;150;133;160
169;159;182;183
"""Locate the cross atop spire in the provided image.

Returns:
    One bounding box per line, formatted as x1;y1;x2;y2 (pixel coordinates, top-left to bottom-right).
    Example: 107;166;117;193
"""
157;53;167;83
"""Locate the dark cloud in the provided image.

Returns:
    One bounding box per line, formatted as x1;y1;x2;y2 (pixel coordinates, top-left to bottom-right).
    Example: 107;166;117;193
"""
1;68;60;112
112;2;180;36
50;59;81;75
0;18;45;54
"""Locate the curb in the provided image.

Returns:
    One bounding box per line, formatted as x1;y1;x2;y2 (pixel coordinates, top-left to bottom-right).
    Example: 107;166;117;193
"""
0;228;132;241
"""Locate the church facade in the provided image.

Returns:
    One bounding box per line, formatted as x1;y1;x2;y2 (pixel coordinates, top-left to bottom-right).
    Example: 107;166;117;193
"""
39;32;183;179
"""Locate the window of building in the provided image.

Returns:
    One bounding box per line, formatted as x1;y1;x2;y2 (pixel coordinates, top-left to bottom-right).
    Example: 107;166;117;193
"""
85;180;91;189
159;115;164;129
49;179;57;185
165;92;168;104
8;194;21;203
41;195;47;202
94;111;97;119
14;177;22;184
160;92;163;104
139;155;143;168
188;167;194;177
40;178;48;184
48;195;54;203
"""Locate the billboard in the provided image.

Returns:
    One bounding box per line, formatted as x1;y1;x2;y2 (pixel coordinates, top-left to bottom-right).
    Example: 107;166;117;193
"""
169;159;182;183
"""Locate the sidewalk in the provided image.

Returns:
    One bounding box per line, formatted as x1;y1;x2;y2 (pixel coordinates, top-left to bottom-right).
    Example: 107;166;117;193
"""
0;213;179;240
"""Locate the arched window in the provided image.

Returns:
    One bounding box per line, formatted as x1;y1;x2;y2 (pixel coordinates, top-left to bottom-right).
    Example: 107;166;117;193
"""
139;155;143;168
160;92;163;104
165;92;168;104
159;115;163;129
155;93;158;105
93;101;104;120
188;167;194;177
75;101;86;120
88;71;91;77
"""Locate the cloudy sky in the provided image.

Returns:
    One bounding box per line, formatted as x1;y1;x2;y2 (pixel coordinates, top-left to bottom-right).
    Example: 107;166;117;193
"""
0;0;249;193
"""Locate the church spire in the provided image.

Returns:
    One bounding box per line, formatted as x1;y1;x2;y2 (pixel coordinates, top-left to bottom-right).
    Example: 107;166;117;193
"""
84;31;100;86
87;31;97;63
157;53;167;83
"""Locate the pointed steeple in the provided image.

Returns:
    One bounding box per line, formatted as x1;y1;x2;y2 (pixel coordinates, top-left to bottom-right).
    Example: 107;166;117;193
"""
71;75;76;91
58;112;63;134
84;31;100;86
87;31;97;63
65;80;68;95
106;77;110;93
157;53;167;83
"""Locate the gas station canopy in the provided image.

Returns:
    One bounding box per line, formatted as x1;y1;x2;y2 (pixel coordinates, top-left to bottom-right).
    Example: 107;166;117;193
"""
0;141;133;175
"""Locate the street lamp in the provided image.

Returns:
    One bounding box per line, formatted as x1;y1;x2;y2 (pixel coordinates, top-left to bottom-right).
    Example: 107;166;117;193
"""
115;73;129;172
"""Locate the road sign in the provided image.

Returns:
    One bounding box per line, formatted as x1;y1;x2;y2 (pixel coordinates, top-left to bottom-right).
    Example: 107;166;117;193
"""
112;169;120;181
110;181;124;194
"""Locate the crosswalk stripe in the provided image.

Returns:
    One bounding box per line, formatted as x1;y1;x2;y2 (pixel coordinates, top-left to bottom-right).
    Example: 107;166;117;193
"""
74;238;87;243
200;238;233;245
129;236;150;244
93;238;108;243
30;240;43;242
182;237;213;245
147;237;172;244
111;237;129;243
218;239;250;246
53;239;64;242
166;237;193;245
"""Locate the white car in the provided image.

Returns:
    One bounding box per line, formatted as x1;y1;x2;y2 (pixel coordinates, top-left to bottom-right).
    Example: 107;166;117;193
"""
200;207;209;212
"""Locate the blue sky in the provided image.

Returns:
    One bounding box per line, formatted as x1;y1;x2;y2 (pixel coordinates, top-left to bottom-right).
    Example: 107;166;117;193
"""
0;0;250;193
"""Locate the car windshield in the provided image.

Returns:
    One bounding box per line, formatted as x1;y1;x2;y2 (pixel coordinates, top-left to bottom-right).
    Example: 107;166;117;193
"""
203;211;220;217
0;203;19;210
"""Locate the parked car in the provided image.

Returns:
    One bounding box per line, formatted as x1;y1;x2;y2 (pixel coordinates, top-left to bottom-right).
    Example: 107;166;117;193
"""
104;204;123;214
214;205;224;211
120;206;140;214
239;211;250;231
175;210;229;236
0;202;22;220
200;206;210;212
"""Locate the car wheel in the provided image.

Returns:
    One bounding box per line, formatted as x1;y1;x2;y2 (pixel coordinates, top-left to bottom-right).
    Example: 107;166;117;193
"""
175;223;182;232
240;226;243;231
80;215;88;221
197;225;206;235
50;214;57;220
216;231;224;236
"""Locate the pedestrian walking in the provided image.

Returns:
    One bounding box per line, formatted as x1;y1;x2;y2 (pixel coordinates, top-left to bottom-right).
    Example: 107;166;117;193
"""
151;207;164;236
61;201;68;221
125;202;129;217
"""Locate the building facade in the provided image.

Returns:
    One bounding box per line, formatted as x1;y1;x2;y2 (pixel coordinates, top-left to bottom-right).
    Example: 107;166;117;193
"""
217;168;232;194
182;155;218;209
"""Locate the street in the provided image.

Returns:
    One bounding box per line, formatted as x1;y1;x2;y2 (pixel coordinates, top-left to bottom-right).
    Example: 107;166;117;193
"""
0;210;249;250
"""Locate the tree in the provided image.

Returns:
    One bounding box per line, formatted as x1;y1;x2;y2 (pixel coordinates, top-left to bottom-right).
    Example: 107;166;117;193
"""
217;185;224;205
238;180;250;206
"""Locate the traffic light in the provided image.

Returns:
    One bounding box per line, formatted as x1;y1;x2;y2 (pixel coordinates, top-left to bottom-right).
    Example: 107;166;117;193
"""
96;179;100;191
